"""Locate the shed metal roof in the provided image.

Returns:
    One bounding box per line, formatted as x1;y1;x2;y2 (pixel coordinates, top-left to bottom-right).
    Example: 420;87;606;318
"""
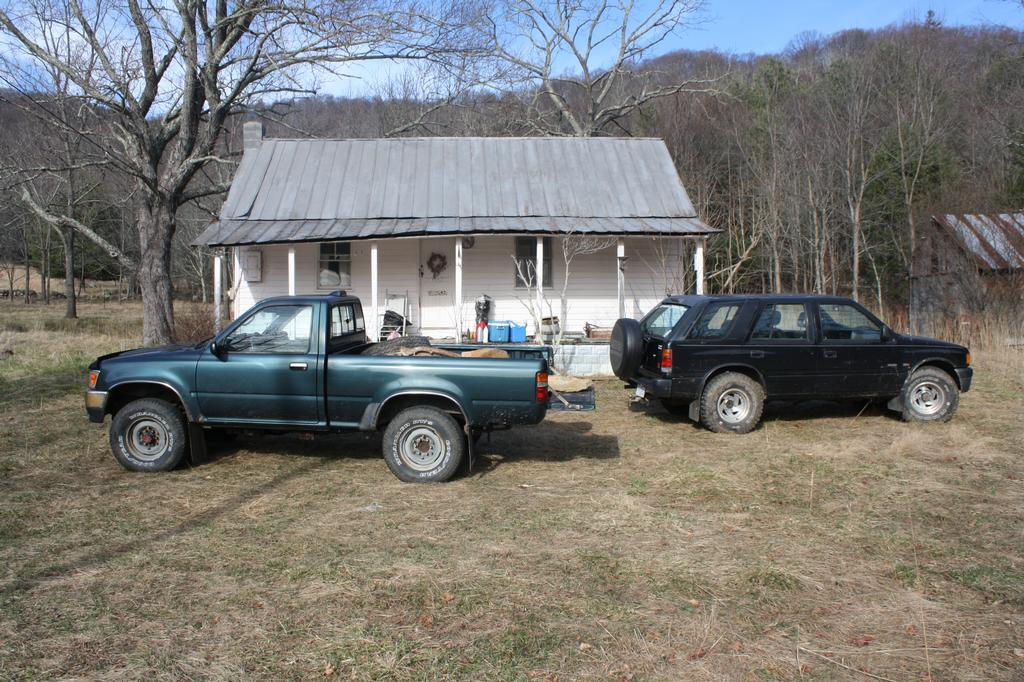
933;213;1024;271
194;137;715;246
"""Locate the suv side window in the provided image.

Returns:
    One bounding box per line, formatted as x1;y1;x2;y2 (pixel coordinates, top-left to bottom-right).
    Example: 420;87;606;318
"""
224;304;313;353
750;304;809;342
818;303;882;343
689;303;741;340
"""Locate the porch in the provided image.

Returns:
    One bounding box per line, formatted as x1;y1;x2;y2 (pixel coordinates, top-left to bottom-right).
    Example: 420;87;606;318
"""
211;233;706;343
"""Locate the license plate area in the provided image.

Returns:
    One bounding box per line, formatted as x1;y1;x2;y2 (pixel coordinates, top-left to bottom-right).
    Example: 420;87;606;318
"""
635;385;646;399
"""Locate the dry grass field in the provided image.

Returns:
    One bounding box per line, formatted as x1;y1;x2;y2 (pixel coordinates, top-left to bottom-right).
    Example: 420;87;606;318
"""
1;301;1022;681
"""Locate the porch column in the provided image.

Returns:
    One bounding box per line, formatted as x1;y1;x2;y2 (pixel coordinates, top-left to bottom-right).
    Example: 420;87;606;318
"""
694;237;706;295
535;236;544;318
616;238;626;319
213;249;223;334
370;241;379;341
287;246;296;296
455;237;464;338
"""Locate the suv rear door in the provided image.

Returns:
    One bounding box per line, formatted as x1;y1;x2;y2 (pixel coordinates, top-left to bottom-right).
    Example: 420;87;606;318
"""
744;302;817;398
814;302;900;397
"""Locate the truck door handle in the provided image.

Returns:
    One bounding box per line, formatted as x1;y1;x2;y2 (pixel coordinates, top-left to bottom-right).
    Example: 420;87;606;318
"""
289;362;308;371
823;350;837;359
750;350;765;359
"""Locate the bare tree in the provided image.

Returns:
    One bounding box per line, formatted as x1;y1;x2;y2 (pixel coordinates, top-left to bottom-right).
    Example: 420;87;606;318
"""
0;0;473;343
485;0;712;136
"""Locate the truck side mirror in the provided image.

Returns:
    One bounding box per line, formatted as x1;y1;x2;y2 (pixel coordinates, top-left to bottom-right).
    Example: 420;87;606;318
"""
211;340;226;357
880;326;893;343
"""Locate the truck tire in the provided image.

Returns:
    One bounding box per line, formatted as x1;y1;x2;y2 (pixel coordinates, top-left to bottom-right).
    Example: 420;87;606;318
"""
362;335;432;356
382;407;465;482
610;318;643;380
901;367;959;422
109;398;188;472
699;372;765;434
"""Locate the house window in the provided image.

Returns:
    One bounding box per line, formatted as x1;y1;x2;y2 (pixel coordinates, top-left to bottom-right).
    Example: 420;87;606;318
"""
514;237;553;288
318;242;351;289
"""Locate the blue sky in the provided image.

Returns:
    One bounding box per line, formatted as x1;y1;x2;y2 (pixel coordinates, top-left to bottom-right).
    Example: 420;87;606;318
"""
683;0;1021;55
324;1;1023;96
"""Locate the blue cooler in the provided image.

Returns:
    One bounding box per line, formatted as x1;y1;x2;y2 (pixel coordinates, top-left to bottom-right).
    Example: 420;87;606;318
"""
487;321;511;343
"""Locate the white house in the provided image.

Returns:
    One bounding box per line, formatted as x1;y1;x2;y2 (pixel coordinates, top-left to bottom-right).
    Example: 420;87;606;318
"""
195;124;717;342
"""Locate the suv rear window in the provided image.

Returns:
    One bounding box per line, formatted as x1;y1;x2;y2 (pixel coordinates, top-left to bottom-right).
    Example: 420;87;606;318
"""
689;303;740;340
641;304;688;337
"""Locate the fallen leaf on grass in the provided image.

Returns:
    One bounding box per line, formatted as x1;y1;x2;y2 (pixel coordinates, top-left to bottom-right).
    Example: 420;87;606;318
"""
1013;648;1024;658
852;634;877;647
440;592;455;604
686;648;707;661
323;663;335;677
687;599;700;608
578;642;592;651
419;614;434;627
905;624;918;636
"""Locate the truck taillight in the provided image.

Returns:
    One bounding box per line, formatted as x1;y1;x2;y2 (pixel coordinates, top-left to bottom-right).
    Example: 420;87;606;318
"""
536;371;548;402
660;348;673;373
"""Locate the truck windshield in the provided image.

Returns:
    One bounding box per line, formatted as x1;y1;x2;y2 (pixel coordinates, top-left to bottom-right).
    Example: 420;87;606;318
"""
641;304;688;338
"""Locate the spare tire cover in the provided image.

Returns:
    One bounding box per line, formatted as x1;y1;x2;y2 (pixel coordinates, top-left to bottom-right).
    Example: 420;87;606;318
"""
609;318;643;380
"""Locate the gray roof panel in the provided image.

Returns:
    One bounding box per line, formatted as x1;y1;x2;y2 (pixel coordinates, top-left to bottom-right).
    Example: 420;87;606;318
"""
201;136;716;246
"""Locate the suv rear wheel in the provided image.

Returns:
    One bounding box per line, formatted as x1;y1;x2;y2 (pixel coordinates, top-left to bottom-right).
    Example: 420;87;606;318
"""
699;372;765;434
901;367;959;422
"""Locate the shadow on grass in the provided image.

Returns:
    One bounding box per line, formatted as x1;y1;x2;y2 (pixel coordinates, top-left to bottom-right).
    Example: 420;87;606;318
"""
200;430;382;466
641;397;901;428
467;419;619;477
0;457;329;598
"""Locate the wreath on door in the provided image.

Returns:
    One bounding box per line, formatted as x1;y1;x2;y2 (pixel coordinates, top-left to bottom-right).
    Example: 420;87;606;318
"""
426;252;448;279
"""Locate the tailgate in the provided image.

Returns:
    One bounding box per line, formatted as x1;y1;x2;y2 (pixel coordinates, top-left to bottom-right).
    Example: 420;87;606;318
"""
547;386;596;412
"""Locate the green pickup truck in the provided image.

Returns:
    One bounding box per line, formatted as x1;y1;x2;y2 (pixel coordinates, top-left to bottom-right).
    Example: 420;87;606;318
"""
85;292;590;482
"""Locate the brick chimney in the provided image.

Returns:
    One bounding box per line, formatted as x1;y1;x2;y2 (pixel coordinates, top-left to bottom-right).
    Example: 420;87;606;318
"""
242;120;264;153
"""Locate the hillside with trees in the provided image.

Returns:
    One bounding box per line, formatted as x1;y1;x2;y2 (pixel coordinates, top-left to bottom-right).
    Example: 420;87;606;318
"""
2;3;1022;338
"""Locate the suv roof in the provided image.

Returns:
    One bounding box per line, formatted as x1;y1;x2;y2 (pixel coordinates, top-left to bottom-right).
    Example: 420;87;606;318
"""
662;293;855;306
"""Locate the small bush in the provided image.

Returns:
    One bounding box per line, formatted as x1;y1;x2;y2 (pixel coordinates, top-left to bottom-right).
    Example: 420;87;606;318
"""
174;304;217;343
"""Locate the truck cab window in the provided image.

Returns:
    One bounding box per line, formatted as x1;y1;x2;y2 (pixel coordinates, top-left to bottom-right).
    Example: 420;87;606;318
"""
330;304;365;338
224;304;313;353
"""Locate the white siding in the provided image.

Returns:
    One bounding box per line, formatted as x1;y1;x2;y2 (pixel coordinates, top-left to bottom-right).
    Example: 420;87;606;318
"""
232;235;692;338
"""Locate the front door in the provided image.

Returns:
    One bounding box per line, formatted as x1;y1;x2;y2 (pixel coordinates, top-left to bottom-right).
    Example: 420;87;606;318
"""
195;302;322;425
814;302;900;397
418;238;457;338
744;302;817;398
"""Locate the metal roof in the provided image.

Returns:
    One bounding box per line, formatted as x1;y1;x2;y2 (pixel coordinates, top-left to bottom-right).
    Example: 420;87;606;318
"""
194;137;715;246
933;213;1024;271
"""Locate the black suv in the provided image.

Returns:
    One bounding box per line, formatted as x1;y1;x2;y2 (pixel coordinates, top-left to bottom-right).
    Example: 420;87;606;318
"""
610;295;972;433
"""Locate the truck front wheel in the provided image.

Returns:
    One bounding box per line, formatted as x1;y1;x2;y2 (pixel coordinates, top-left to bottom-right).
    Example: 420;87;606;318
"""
382;407;465;482
109;398;188;472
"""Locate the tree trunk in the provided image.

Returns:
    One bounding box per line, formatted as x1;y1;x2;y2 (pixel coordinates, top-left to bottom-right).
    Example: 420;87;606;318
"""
64;227;77;319
137;201;177;345
23;234;31;304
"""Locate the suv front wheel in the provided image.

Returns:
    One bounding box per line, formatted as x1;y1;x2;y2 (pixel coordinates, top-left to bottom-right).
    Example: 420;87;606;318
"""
901;367;959;422
699;372;765;434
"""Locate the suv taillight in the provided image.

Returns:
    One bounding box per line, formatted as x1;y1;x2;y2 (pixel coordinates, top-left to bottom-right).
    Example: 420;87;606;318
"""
660;348;672;373
536;371;548;402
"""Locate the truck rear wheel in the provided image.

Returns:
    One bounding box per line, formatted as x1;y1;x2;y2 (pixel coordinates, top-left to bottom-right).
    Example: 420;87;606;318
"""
699;372;765;434
109;398;187;472
382;407;465;482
